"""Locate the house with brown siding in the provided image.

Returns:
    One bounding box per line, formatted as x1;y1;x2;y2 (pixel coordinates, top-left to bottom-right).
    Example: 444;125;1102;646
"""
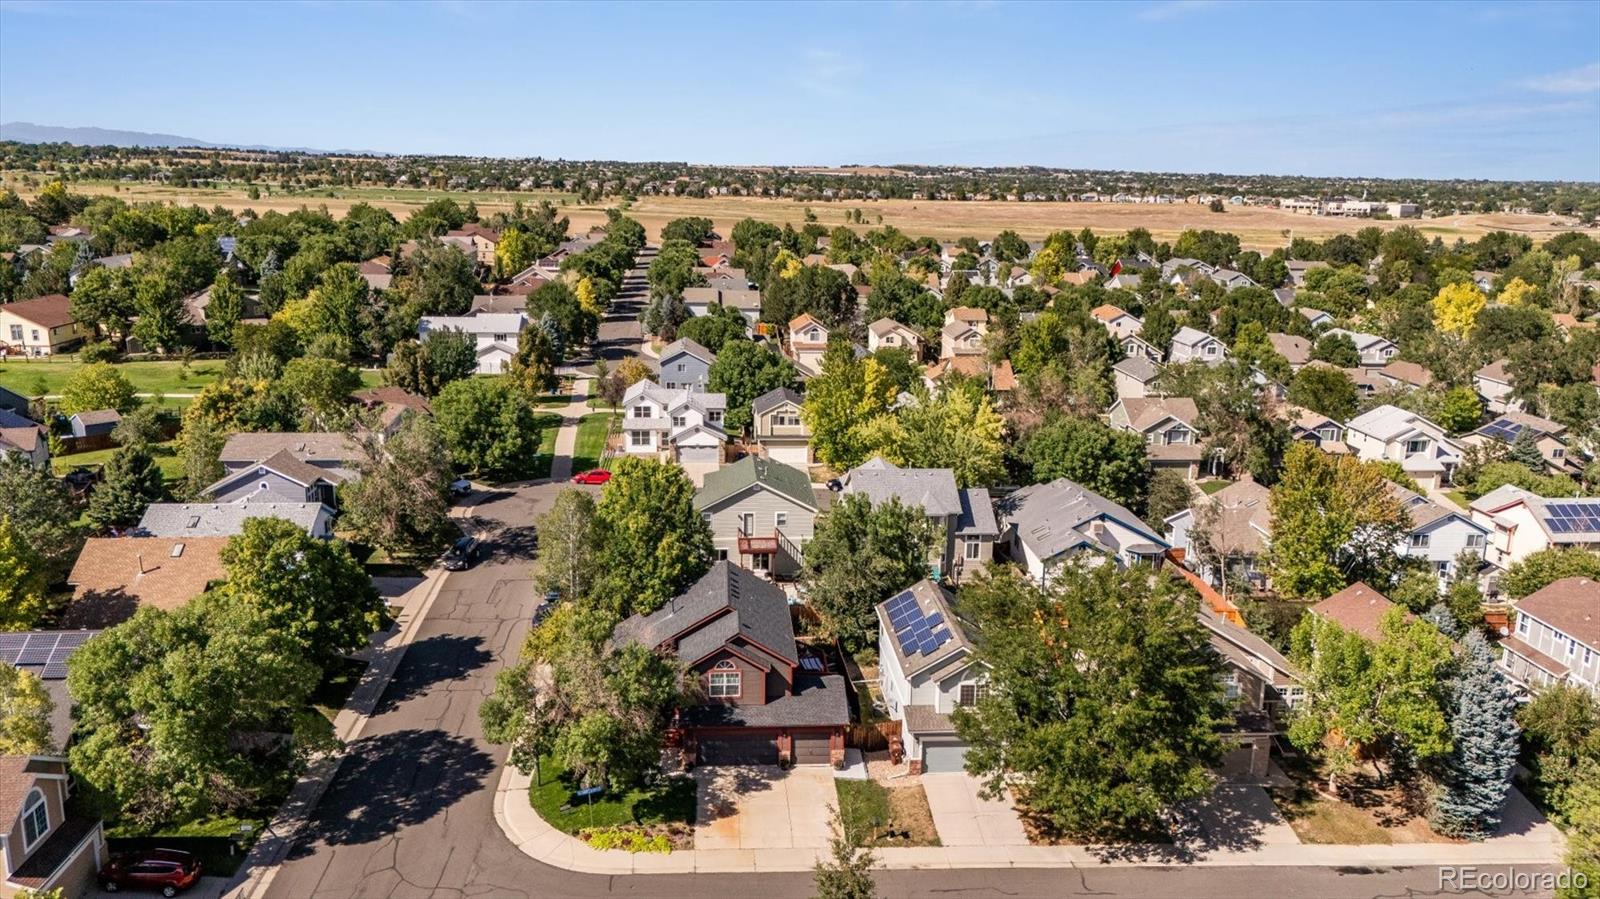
0;755;106;899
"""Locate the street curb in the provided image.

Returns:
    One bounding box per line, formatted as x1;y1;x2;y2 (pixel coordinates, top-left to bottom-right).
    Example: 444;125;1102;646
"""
489;760;1566;874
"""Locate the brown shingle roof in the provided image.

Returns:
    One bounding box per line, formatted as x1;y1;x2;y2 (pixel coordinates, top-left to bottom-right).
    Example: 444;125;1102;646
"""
1381;360;1434;388
66;536;230;627
1312;582;1409;642
1516;577;1600;647
2;294;77;329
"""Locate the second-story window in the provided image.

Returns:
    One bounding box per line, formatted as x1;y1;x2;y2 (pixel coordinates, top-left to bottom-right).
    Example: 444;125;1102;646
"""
1409;533;1431;549
775;512;787;529
708;660;740;698
1518;614;1530;636
672;415;686;427
1405;438;1428;455
957;683;990;706
632;405;651;419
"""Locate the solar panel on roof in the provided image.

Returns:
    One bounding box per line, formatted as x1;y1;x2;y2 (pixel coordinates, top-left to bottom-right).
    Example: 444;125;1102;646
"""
926;612;944;628
17;635;55;666
40;663;68;680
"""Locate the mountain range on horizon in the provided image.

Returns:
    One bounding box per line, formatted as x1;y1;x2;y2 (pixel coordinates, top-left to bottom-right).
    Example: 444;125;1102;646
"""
0;121;356;155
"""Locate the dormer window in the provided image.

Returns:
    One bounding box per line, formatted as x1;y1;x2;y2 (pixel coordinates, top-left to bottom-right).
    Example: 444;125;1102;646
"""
21;788;48;851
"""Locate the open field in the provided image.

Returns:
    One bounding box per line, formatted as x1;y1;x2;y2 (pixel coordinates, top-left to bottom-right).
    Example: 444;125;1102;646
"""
7;177;1586;252
0;357;384;398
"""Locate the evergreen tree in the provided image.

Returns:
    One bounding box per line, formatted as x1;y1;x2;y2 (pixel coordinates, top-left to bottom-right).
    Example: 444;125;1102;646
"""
1422;603;1461;640
1431;631;1520;839
86;444;167;532
1507;429;1547;471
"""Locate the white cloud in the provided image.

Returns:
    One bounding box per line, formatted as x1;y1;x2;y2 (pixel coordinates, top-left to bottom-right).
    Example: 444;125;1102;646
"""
1136;0;1218;22
1521;61;1600;94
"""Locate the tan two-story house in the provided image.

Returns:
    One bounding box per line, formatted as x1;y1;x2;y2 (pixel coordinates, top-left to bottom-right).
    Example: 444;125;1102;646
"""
0;295;90;357
0;755;106;899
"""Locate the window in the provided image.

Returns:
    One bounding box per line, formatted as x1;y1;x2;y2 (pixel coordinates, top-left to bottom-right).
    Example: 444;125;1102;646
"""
29;329;39;342
701;512;712;526
1383;348;1395;359
1568;636;1579;659
21;789;47;850
1553;448;1566;460
7;325;20;341
965;539;982;560
494;334;508;342
1466;534;1486;549
1518;614;1530;636
708;660;740;698
715;548;728;561
672;415;686;428
752;552;771;571
630;431;650;447
1221;671;1242;700
775;512;788;529
1404;438;1428;455
676;363;685;372
632;405;651;419
957;683;990;707
708;410;723;423
739;513;754;534
1205;344;1219;357
1409;533;1431;549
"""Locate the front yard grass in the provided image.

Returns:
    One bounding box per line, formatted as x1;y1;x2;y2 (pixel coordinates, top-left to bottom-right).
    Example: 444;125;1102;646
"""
1198;479;1232;495
529;412;562;480
1270;764;1456;845
572;412;616;473
0;357;384;398
309;655;371;723
52;439;186;482
836;778;940;847
527;756;695;835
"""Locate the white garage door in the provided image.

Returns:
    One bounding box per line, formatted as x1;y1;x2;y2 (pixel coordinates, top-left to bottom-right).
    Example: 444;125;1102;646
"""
922;739;969;774
679;445;721;464
768;444;811;467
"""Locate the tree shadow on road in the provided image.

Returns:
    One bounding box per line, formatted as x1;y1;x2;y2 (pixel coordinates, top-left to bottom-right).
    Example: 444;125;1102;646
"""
372;634;494;713
288;728;495;853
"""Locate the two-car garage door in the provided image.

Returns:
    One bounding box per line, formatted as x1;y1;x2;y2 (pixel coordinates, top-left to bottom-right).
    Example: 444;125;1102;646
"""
921;738;970;774
699;734;779;766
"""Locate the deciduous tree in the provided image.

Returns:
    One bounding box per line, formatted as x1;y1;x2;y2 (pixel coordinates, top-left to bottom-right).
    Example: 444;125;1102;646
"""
706;339;797;435
800;494;939;650
1016;413;1148;510
0;517;48;630
0;664;53;754
530;489;597;601
341;416;453;557
59;362;137;414
1266;444;1408;599
589;458;713;618
433;377;545;479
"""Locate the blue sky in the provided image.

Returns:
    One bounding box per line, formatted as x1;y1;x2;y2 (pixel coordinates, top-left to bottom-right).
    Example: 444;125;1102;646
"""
2;0;1598;181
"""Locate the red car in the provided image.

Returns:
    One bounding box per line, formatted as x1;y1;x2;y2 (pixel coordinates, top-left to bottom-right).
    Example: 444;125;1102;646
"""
100;848;202;896
572;469;612;485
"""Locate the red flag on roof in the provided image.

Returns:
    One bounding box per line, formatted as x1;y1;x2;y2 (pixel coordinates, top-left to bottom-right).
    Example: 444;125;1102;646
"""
1109;260;1123;278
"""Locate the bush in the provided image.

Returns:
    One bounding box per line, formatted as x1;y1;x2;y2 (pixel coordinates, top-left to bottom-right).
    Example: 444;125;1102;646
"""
79;341;121;364
1467;462;1582;500
580;826;673;853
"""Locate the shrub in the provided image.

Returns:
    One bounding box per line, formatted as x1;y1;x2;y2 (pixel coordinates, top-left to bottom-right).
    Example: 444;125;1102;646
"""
581;826;673;853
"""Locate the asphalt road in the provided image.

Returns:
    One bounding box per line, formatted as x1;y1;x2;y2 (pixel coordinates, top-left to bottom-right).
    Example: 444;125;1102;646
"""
262;480;1555;899
589;244;653;369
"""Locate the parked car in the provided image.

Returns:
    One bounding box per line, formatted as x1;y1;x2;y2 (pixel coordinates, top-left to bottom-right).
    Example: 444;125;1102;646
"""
449;478;473;496
100;848;202;896
442;536;482;571
572;469;612;485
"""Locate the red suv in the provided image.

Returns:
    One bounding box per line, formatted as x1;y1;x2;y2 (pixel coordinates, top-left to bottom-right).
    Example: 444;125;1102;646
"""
100;848;202;896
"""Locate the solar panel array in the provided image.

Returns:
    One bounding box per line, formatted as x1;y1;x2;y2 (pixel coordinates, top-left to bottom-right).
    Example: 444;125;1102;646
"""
1546;501;1600;534
884;589;953;658
0;632;98;680
1479;419;1525;443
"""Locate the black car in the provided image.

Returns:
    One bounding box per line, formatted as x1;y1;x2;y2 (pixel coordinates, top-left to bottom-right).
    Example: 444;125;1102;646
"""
442;536;482;571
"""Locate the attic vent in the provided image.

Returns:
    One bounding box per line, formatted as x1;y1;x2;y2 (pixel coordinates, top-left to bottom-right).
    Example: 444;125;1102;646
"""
187;516;201;529
170;543;185;558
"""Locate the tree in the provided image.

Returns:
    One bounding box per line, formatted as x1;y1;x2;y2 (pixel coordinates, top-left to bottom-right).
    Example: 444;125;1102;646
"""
204;271;245;348
1560;761;1600;899
955;566;1227;839
0;664;53;754
1288;366;1359;421
1501;548;1600;599
1266;444;1408;599
1508;428;1547;470
706;339;796;435
59;362;137;414
278;356;362;429
0;517;48;630
509;321;559;394
1517;685;1600;820
298;263;370;351
86;444;166;532
1433;282;1486;337
68;265;136;339
433;377;545;480
1311;333;1360;368
530;489;596;601
1430;631;1519;840
803;345;897;470
1288;607;1454;793
813;806;879;899
1145;469;1194;525
1016;414;1149;510
341;416;453;557
0;454;83;584
660;216;715;246
1433;385;1484;434
675;305;747;354
67;593;322;824
494;228;537;277
855;384;1006;488
589;458;713;618
131;270;188;354
800;494;939;650
220;517;383;670
386;329;477;398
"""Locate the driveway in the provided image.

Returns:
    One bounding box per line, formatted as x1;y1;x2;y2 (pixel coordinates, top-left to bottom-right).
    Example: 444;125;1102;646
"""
694;765;834;850
920;772;1029;847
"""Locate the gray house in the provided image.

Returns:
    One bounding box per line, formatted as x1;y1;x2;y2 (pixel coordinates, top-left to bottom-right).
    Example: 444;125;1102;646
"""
204;450;345;506
751;387;811;466
658;338;717;393
839;458;998;582
67;409;121;439
135;501;334;539
694;455;820;579
875;579;987;773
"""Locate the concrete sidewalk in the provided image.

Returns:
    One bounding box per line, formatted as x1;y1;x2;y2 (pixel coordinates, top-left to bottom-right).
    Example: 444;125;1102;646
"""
548;376;594;483
492;760;1566;874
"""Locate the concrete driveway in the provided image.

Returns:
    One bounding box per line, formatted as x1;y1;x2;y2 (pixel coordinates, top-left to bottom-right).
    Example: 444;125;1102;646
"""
694;765;834;850
920;772;1029;847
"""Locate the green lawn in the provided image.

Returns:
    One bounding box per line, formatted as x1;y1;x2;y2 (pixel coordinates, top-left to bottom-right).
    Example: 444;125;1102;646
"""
1198;479;1232;495
527;756;695;836
1442;489;1471;510
53;440;186;482
0;358;384;398
572;413;616;473
529;412;562;480
835;779;892;842
309;655;370;723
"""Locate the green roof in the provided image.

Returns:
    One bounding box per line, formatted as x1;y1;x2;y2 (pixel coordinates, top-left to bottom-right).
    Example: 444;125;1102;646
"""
694;455;818;512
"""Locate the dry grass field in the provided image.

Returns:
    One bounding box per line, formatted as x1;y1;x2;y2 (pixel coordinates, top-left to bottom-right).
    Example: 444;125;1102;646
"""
6;175;1584;251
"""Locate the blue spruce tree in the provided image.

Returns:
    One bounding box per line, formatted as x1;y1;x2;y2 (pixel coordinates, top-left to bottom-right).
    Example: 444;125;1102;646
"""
1431;631;1520;839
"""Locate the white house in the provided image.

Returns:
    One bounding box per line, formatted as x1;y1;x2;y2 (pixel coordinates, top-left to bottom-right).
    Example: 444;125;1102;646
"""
1323;328;1398;367
1299;307;1334;329
621;380;728;463
876;579;988;774
1388;484;1490;580
1090;304;1143;341
787;313;831;376
1501;577;1600;695
1168;326;1228;364
417;312;526;375
1344;404;1463;491
867;318;921;355
1473;359;1517;413
1468;486;1600;570
998;477;1168;583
